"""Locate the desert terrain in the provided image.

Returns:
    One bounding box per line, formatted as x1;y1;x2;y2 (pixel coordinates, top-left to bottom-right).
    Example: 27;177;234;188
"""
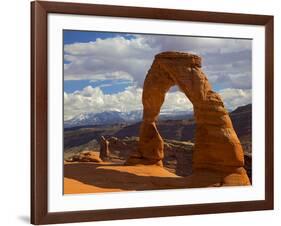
64;104;252;194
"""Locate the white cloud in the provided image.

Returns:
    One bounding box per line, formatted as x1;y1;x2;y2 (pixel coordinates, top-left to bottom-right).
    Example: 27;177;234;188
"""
64;33;252;120
64;36;156;83
219;88;252;111
64;85;251;120
64;34;252;90
140;35;251;54
64;86;143;120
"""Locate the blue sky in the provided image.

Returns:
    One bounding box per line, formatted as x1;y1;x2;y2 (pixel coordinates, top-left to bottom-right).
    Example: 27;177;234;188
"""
63;30;252;120
64;30;135;44
64;30;135;94
64;79;133;94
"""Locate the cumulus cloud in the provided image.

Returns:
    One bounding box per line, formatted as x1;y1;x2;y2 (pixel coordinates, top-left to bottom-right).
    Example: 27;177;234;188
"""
64;86;140;120
139;35;251;54
64;85;195;120
64;32;252;119
64;36;156;84
219;88;252;111
64;85;251;120
64;34;252;90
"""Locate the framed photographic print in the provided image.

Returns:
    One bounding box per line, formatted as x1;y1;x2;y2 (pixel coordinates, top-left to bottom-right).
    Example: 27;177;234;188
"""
31;1;274;224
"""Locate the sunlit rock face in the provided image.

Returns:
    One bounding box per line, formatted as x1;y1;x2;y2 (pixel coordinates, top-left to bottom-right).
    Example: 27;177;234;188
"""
126;51;250;186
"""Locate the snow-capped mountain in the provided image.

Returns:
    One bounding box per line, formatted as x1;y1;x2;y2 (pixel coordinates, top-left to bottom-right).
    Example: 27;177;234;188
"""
64;110;142;128
64;110;193;128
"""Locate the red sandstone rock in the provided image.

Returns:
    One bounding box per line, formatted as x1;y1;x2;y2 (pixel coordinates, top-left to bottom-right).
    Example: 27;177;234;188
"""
126;51;250;186
69;150;101;163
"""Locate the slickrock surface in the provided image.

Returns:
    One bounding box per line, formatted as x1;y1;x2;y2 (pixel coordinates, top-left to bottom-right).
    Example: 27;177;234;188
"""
125;51;250;186
64;161;249;194
64;163;187;194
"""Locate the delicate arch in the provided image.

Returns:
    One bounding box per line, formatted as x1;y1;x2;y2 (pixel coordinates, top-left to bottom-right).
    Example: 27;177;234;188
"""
126;52;250;185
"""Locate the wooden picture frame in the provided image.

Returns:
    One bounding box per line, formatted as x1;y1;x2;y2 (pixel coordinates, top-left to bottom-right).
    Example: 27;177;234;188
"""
31;1;274;224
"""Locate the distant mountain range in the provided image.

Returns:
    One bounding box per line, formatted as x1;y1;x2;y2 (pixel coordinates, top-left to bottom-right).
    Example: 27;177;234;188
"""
64;104;252;152
64;110;193;128
115;104;252;143
64;111;141;128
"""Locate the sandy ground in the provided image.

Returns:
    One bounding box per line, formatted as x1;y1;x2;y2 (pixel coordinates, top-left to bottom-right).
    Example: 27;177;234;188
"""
64;162;188;194
64;160;251;194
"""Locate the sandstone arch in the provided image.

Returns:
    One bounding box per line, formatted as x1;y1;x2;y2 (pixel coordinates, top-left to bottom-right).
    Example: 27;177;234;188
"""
126;51;250;186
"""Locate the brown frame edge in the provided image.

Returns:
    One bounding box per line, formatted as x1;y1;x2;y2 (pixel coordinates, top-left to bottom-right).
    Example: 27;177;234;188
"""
31;1;274;225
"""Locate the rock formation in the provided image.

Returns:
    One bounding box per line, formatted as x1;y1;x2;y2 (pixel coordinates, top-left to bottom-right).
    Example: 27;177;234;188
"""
126;51;250;186
99;136;110;161
68;150;102;163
